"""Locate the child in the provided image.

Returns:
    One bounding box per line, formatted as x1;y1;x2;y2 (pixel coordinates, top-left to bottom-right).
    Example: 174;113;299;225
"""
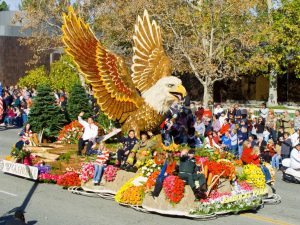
263;127;270;142
93;143;110;185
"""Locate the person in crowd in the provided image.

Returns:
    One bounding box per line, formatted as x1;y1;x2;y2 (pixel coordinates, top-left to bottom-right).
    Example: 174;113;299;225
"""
290;143;300;170
125;132;155;171
281;132;293;160
151;151;175;198
93;142;110;185
187;127;201;148
280;110;292;133
221;131;231;151
205;131;221;149
266;110;277;142
219;112;227;127
263;139;276;163
263;127;270;142
248;135;256;148
271;143;281;170
212;131;220;145
3;105;16;127
212;115;221;133
234;104;242;123
277;126;285;144
77;112;98;156
195;106;204;121
289;129;300;148
230;129;238;156
256;116;265;138
257;136;267;159
178;149;206;199
294;110;300;131
227;106;236;121
219;118;230;136
0;95;4;125
259;103;269;122
250;117;258;139
214;104;224;117
237;126;248;158
194;117;206;137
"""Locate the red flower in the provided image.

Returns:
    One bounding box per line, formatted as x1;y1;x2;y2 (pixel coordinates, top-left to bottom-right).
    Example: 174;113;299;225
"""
163;176;185;204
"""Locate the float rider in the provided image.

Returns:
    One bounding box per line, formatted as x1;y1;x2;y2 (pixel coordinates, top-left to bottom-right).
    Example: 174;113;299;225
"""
178;149;207;199
125;132;155;172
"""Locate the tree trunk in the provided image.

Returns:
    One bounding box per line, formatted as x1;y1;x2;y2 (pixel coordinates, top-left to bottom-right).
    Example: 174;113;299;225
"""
267;69;278;106
203;82;214;108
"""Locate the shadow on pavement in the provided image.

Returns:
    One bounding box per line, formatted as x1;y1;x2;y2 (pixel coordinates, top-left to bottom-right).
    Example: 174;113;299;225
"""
0;182;39;225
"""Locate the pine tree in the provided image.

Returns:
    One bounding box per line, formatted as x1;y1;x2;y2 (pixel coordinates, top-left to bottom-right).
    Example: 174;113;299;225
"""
28;85;67;139
67;84;93;121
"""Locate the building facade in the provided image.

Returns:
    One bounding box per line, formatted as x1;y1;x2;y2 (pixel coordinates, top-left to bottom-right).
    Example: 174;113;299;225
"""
0;11;49;86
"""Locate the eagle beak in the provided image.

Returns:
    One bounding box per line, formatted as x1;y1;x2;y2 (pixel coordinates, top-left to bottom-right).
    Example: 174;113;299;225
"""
170;84;187;101
176;84;187;98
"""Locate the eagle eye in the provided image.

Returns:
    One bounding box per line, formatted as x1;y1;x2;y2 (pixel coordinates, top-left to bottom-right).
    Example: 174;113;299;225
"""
167;84;174;88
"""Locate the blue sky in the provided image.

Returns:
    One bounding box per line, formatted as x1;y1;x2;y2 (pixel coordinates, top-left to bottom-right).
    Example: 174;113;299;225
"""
6;0;20;10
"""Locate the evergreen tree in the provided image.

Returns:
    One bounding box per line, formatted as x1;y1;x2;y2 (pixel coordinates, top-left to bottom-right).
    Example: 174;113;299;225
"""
28;85;67;139
67;84;93;121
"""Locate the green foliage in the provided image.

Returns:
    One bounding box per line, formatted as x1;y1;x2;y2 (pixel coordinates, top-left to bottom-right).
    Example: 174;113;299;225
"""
58;151;72;163
18;66;48;89
11;147;30;161
248;0;300;78
49;55;81;93
0;1;8;11
67;84;93;121
95;112;114;132
18;55;80;92
28;85;67;138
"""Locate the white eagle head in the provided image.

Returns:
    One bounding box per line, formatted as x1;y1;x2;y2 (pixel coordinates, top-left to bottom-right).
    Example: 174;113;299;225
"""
142;76;187;114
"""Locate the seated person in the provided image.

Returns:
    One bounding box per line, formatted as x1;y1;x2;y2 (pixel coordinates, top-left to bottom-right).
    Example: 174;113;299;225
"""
241;142;272;183
125;132;155;171
290;143;300;170
15;123;33;151
178;149;206;199
205;131;220;149
115;130;138;167
221;131;231;151
3;105;16;127
77;112;98;156
151;151;175;198
93;143;110;185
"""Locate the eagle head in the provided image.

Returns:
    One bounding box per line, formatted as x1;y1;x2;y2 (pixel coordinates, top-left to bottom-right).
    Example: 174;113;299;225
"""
142;76;187;114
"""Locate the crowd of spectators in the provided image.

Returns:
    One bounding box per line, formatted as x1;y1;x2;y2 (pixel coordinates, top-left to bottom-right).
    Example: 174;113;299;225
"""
0;83;35;128
160;100;300;170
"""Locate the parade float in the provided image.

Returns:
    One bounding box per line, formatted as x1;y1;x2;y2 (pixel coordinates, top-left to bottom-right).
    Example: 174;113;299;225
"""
1;7;281;220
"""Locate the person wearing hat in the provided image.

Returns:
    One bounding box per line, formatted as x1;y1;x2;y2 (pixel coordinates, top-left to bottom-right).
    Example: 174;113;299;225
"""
178;149;206;199
290;143;300;170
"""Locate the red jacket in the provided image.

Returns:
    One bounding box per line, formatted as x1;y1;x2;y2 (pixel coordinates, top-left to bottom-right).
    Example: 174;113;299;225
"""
241;147;260;165
220;123;230;135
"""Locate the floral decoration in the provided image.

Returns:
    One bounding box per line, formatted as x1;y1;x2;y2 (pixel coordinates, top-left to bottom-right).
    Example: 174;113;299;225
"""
57;171;81;188
80;162;94;183
39;173;61;184
163;176;185;204
242;164;266;189
145;171;160;191
57;120;83;144
103;165;119;182
140;159;161;177
205;160;236;179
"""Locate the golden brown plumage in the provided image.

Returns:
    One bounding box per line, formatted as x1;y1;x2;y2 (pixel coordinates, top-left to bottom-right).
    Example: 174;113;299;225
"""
62;7;186;135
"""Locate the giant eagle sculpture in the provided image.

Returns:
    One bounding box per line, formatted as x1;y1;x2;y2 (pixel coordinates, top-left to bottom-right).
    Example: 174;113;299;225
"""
62;7;186;135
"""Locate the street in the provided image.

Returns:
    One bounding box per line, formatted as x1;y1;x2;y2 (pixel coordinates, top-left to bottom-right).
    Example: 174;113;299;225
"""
0;128;299;225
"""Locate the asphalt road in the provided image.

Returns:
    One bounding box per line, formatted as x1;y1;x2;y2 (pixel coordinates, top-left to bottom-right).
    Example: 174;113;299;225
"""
0;128;299;225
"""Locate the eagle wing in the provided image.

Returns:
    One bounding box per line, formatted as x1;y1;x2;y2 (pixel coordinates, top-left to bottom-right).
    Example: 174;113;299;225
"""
62;7;143;123
131;10;172;94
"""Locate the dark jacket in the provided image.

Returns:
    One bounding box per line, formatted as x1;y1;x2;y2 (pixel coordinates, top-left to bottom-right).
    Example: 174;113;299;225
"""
281;138;293;156
179;155;197;174
120;137;138;152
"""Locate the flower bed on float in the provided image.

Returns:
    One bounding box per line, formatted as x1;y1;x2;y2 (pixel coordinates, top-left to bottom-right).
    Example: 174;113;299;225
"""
4;127;278;218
